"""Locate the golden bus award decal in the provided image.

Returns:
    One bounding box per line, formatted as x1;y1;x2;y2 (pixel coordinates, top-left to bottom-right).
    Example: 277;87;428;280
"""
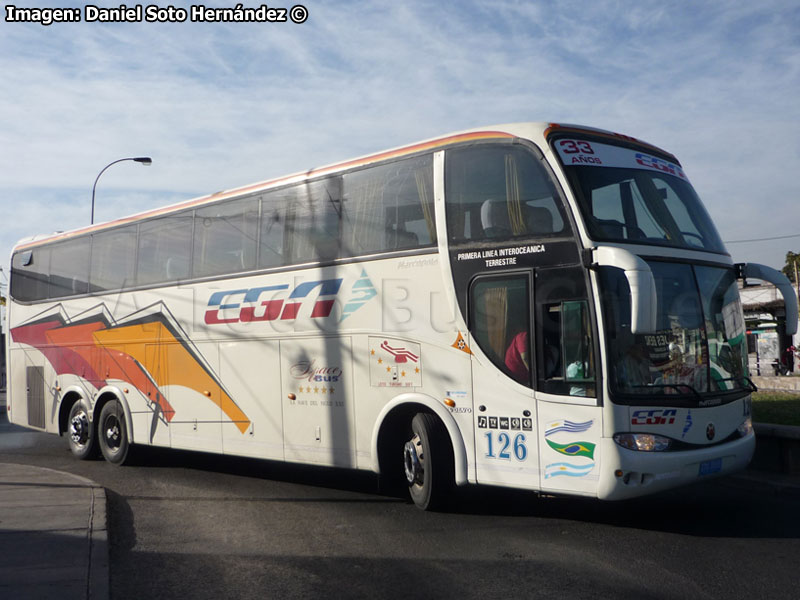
368;337;422;387
451;332;472;355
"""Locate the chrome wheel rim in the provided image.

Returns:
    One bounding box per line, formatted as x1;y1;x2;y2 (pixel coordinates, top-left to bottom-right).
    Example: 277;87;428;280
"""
69;411;90;447
104;414;121;452
404;434;424;485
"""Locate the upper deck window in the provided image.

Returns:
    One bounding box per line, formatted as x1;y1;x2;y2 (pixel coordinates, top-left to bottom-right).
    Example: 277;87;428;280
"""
445;144;572;244
137;212;193;286
553;136;726;253
194;197;258;278
342;154;435;256
90;225;137;292
10;151;438;303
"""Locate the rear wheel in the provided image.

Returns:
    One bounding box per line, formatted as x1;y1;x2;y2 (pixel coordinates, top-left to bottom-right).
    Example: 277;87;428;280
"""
67;401;96;460
98;399;130;465
403;413;453;510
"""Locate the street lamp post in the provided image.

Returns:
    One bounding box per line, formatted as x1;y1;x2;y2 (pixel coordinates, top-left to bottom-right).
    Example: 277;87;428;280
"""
91;157;152;224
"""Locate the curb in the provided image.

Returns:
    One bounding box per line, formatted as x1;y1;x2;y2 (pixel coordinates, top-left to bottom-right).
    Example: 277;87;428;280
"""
26;466;110;600
754;422;800;440
0;464;109;600
89;485;110;600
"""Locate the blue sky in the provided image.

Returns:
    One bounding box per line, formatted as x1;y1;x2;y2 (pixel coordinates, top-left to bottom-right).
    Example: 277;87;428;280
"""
1;0;799;298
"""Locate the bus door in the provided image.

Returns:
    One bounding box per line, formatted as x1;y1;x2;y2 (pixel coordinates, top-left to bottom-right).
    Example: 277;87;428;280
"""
532;265;602;497
468;271;540;490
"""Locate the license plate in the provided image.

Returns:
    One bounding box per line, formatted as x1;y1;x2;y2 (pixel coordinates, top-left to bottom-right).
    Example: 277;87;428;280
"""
698;458;723;476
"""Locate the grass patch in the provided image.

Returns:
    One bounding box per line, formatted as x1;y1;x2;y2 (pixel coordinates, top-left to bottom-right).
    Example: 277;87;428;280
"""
752;391;800;427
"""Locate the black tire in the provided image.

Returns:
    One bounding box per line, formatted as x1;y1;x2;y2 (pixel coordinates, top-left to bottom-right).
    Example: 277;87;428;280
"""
403;413;454;510
67;401;96;460
97;399;130;465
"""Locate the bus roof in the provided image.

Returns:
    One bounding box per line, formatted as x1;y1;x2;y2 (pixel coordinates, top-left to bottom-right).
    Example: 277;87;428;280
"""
13;121;676;252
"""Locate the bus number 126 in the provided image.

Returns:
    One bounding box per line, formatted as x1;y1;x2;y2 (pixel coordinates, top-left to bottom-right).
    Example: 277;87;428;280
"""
485;432;528;461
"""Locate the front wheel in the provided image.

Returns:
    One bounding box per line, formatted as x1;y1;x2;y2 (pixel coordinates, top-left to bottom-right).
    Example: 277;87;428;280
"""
403;413;454;510
98;399;130;465
67;401;96;460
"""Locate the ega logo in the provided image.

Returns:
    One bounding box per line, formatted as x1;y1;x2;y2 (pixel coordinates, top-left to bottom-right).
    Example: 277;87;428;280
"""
631;408;677;426
635;153;687;180
205;269;377;325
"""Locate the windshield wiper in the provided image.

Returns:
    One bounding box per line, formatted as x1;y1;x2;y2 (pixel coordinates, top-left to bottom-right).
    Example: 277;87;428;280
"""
714;376;758;393
629;383;703;401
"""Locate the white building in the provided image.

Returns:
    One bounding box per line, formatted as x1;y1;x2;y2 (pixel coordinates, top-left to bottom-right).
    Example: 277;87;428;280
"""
739;281;800;374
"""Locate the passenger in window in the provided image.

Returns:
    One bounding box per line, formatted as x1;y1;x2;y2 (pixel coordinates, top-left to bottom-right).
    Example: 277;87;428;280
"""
565;329;589;396
566;361;587;396
504;330;529;384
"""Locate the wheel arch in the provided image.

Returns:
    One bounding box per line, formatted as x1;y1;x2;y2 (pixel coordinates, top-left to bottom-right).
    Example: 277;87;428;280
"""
57;387;89;436
92;386;134;442
371;393;468;486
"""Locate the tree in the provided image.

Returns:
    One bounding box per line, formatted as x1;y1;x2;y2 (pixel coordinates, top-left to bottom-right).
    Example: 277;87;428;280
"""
782;251;800;283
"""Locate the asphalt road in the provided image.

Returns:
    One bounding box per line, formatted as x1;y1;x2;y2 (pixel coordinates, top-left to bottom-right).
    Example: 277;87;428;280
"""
1;415;798;600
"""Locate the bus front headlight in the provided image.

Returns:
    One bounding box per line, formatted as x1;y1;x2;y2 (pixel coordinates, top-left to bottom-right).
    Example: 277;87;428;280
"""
737;417;753;438
613;433;672;452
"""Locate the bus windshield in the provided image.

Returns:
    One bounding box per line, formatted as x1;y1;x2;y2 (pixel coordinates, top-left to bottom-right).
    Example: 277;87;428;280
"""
554;136;726;253
600;260;749;403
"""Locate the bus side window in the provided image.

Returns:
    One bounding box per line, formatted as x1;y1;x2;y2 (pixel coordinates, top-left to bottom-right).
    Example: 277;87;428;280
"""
470;274;532;387
90;225;137;292
341;154;435;257
288;177;342;264
535;266;596;397
562;300;595;396
445;143;572;243
48;238;90;298
259;191;287;268
10;247;50;302
137;212;193;286
193;197;258;278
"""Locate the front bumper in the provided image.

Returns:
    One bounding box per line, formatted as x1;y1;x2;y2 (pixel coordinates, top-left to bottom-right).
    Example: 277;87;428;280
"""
596;430;755;500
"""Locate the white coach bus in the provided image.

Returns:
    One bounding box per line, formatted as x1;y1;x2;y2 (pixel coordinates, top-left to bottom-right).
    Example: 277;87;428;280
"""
6;122;797;509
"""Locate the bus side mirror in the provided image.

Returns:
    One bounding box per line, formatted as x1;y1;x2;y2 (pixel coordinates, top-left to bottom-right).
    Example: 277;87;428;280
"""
592;246;658;334
738;263;798;335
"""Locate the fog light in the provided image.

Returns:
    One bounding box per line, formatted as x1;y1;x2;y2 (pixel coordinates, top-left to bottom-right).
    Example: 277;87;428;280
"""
614;433;672;452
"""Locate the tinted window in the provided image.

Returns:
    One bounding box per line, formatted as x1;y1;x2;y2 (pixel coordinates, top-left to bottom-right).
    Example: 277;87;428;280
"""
341;154;435;256
470;274;532;387
49;238;91;298
446;144;570;243
598;261;749;403
193;198;258;278
535;266;596;397
287;178;342;264
90;225;137;292
137;212;193;285
10;247;50;302
259;190;290;268
557;137;726;253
